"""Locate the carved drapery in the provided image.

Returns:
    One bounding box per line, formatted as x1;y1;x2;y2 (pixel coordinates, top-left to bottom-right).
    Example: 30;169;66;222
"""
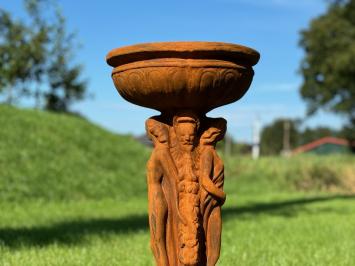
146;111;226;266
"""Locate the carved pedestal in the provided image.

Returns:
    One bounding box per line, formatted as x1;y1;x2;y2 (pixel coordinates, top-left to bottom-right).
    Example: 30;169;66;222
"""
106;42;259;266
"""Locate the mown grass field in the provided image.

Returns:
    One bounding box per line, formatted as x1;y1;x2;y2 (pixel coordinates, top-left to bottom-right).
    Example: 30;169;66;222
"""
1;105;355;265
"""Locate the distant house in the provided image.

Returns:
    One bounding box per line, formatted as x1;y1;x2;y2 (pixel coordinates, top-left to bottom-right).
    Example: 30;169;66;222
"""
292;137;352;155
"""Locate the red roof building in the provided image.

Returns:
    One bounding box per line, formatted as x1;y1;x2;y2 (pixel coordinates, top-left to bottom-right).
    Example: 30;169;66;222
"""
292;137;353;155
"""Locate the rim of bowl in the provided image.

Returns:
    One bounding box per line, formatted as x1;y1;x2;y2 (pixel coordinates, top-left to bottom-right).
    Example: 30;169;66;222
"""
106;41;260;68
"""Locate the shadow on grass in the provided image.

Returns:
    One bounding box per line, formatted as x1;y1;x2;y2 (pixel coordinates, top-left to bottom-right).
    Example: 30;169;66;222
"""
223;194;355;220
0;214;149;248
1;194;354;248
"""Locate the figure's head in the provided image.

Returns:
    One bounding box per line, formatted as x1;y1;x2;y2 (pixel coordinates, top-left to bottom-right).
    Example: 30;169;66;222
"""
200;118;227;145
145;118;169;145
173;111;199;152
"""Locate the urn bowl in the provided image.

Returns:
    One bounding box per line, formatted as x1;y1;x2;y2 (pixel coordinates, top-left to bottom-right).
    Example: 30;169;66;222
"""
106;42;259;113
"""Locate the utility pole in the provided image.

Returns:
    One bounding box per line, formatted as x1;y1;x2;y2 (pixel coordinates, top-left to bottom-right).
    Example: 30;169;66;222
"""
252;116;260;160
224;134;232;157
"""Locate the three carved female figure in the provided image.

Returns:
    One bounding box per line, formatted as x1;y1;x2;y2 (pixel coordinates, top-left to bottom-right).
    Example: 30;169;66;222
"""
146;111;226;266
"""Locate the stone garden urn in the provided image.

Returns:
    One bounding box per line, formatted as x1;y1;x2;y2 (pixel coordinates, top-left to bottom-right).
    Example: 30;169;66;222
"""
106;42;259;266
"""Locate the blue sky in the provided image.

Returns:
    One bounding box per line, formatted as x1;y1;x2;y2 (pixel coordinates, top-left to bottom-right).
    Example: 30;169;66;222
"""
3;0;345;142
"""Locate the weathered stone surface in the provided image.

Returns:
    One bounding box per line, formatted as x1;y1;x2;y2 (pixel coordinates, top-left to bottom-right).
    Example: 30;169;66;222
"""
106;41;259;113
106;41;259;266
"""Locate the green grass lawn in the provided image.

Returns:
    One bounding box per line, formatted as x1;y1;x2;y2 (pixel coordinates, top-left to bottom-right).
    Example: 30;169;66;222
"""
1;105;354;265
1;193;355;265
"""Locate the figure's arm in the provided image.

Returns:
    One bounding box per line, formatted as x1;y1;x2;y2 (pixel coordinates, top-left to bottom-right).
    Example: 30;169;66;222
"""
211;151;224;185
156;148;187;224
200;151;226;202
156;148;178;179
146;155;169;265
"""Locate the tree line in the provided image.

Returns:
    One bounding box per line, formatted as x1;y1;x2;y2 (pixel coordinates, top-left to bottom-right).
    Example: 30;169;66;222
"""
260;119;351;155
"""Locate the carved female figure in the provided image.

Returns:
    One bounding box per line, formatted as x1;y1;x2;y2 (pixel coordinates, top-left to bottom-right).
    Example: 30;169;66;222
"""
146;117;180;265
199;118;227;266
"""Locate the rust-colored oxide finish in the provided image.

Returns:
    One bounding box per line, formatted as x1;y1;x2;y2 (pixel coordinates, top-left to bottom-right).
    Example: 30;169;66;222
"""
106;42;259;266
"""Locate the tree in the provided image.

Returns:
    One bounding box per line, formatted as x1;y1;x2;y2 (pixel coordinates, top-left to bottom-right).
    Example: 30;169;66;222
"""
260;119;299;155
0;0;87;112
45;9;86;112
23;0;51;108
216;135;252;156
0;10;35;104
299;126;338;145
339;125;355;152
299;0;355;139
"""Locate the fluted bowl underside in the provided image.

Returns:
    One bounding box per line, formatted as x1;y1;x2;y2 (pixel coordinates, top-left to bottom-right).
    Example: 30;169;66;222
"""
106;42;260;113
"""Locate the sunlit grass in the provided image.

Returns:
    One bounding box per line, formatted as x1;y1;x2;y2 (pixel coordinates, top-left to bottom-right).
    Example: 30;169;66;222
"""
1;193;355;265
